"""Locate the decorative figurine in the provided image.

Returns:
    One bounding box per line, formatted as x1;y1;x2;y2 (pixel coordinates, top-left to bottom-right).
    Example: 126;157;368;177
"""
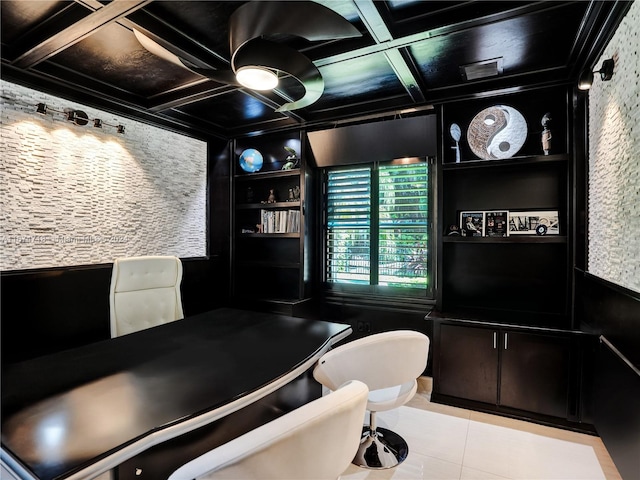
541;112;552;155
281;146;300;170
450;123;462;163
261;189;277;204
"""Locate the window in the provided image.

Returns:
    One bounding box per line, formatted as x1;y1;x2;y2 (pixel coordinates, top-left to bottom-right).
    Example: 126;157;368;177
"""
324;158;432;298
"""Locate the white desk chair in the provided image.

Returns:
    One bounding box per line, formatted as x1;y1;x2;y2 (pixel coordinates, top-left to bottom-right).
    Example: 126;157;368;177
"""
167;380;369;480
109;256;184;337
313;330;430;469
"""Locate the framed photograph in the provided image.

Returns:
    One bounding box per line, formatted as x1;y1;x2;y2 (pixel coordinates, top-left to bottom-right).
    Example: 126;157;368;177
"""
485;210;509;237
460;211;485;237
509;210;559;235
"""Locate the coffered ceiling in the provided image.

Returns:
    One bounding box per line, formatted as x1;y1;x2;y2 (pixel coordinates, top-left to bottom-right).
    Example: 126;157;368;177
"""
1;1;630;140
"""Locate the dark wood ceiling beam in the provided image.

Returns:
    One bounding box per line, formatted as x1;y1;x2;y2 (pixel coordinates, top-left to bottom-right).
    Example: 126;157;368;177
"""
568;0;632;78
13;0;153;69
316;2;571;68
148;84;238;112
351;0;425;104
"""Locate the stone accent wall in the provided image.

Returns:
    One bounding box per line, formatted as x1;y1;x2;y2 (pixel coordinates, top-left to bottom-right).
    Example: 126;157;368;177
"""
588;0;640;294
0;81;207;270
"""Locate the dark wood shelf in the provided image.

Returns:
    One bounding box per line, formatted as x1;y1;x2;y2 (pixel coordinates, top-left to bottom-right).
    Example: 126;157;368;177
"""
237;260;300;269
443;153;568;170
443;235;567;244
239;232;300;238
237;201;301;210
235;169;300;180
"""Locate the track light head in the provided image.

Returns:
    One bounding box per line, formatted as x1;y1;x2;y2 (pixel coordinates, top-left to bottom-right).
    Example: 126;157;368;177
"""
66;109;89;126
578;58;614;90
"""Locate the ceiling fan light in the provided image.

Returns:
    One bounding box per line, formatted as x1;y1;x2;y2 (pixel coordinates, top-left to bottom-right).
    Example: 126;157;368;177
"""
235;66;278;91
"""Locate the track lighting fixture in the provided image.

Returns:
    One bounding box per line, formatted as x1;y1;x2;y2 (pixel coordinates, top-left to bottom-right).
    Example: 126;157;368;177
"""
66;109;89;126
34;103;125;134
578;58;615;90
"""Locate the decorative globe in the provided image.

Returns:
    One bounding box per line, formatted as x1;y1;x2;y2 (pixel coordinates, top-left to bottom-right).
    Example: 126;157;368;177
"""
239;148;264;173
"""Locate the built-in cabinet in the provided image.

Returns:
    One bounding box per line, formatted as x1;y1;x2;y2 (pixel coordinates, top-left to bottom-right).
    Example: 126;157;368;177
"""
231;132;313;314
435;322;572;419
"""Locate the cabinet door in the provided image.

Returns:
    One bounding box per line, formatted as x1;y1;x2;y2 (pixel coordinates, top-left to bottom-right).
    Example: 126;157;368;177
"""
499;331;570;418
438;324;499;404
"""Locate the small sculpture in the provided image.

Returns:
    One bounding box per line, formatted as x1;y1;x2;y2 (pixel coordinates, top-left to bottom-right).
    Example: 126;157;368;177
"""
261;189;277;204
450;123;461;163
281;146;300;170
541;112;552;155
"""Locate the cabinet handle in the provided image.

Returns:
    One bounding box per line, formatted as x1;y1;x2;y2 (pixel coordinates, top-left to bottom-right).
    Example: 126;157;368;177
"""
504;332;508;350
493;332;497;349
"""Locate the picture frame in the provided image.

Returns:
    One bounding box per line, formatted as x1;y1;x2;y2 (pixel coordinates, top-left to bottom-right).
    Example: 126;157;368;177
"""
508;210;559;235
485;210;509;237
460;211;485;237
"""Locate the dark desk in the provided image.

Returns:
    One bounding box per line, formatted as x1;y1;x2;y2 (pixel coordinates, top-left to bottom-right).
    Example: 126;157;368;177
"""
1;308;351;480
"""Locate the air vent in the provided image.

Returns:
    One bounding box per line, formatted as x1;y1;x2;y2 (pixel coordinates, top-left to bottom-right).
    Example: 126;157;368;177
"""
460;58;504;81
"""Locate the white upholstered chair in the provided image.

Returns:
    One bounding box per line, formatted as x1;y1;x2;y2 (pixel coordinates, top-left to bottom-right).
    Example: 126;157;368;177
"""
109;256;184;338
167;380;369;480
313;330;430;469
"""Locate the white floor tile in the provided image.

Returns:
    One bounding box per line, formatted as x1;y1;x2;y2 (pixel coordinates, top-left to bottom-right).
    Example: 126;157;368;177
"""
460;466;509;480
340;450;462;480
376;406;469;465
463;420;605;480
346;406;607;480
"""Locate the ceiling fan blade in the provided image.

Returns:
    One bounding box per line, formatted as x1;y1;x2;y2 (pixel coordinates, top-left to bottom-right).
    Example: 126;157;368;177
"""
234;39;324;112
133;29;188;69
188;67;239;86
229;0;361;60
133;29;238;86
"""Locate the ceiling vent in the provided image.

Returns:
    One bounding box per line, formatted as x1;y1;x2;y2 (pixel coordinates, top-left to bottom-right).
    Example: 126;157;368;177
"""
460;58;504;81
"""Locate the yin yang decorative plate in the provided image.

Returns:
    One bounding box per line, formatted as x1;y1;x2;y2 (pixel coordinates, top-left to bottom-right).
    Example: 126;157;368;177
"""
467;105;527;160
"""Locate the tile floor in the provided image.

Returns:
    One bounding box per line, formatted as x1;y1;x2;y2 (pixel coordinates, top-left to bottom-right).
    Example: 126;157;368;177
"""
340;377;622;480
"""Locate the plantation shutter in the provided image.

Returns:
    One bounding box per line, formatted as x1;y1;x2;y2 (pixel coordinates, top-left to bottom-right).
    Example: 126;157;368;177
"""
326;168;371;284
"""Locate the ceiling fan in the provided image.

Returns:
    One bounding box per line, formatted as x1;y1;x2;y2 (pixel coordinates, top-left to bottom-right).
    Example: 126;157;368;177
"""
133;1;361;112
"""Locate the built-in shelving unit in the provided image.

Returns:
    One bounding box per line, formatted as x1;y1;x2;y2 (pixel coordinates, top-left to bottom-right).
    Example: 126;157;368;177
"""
431;85;588;429
437;86;572;323
231;132;313;315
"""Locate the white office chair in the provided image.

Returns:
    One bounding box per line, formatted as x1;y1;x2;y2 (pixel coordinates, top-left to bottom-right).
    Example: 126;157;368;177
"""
109;255;184;337
167;380;369;480
313;330;430;469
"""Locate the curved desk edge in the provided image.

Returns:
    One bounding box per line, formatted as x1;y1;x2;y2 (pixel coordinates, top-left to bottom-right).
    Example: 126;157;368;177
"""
57;326;351;480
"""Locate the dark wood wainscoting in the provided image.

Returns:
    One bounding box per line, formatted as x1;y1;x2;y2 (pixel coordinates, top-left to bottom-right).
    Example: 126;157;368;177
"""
575;271;640;480
1;257;224;365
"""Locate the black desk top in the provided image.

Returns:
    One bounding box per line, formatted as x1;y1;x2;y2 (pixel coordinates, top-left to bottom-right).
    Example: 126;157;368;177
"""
1;308;351;480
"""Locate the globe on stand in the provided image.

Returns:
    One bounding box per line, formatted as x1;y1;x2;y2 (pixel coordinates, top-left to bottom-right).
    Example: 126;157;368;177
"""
239;149;264;173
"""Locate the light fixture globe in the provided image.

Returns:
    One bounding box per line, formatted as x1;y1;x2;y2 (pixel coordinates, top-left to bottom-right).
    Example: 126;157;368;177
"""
235;66;278;91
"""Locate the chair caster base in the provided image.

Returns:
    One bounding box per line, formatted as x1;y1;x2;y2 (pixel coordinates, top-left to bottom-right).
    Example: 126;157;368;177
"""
352;426;408;469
